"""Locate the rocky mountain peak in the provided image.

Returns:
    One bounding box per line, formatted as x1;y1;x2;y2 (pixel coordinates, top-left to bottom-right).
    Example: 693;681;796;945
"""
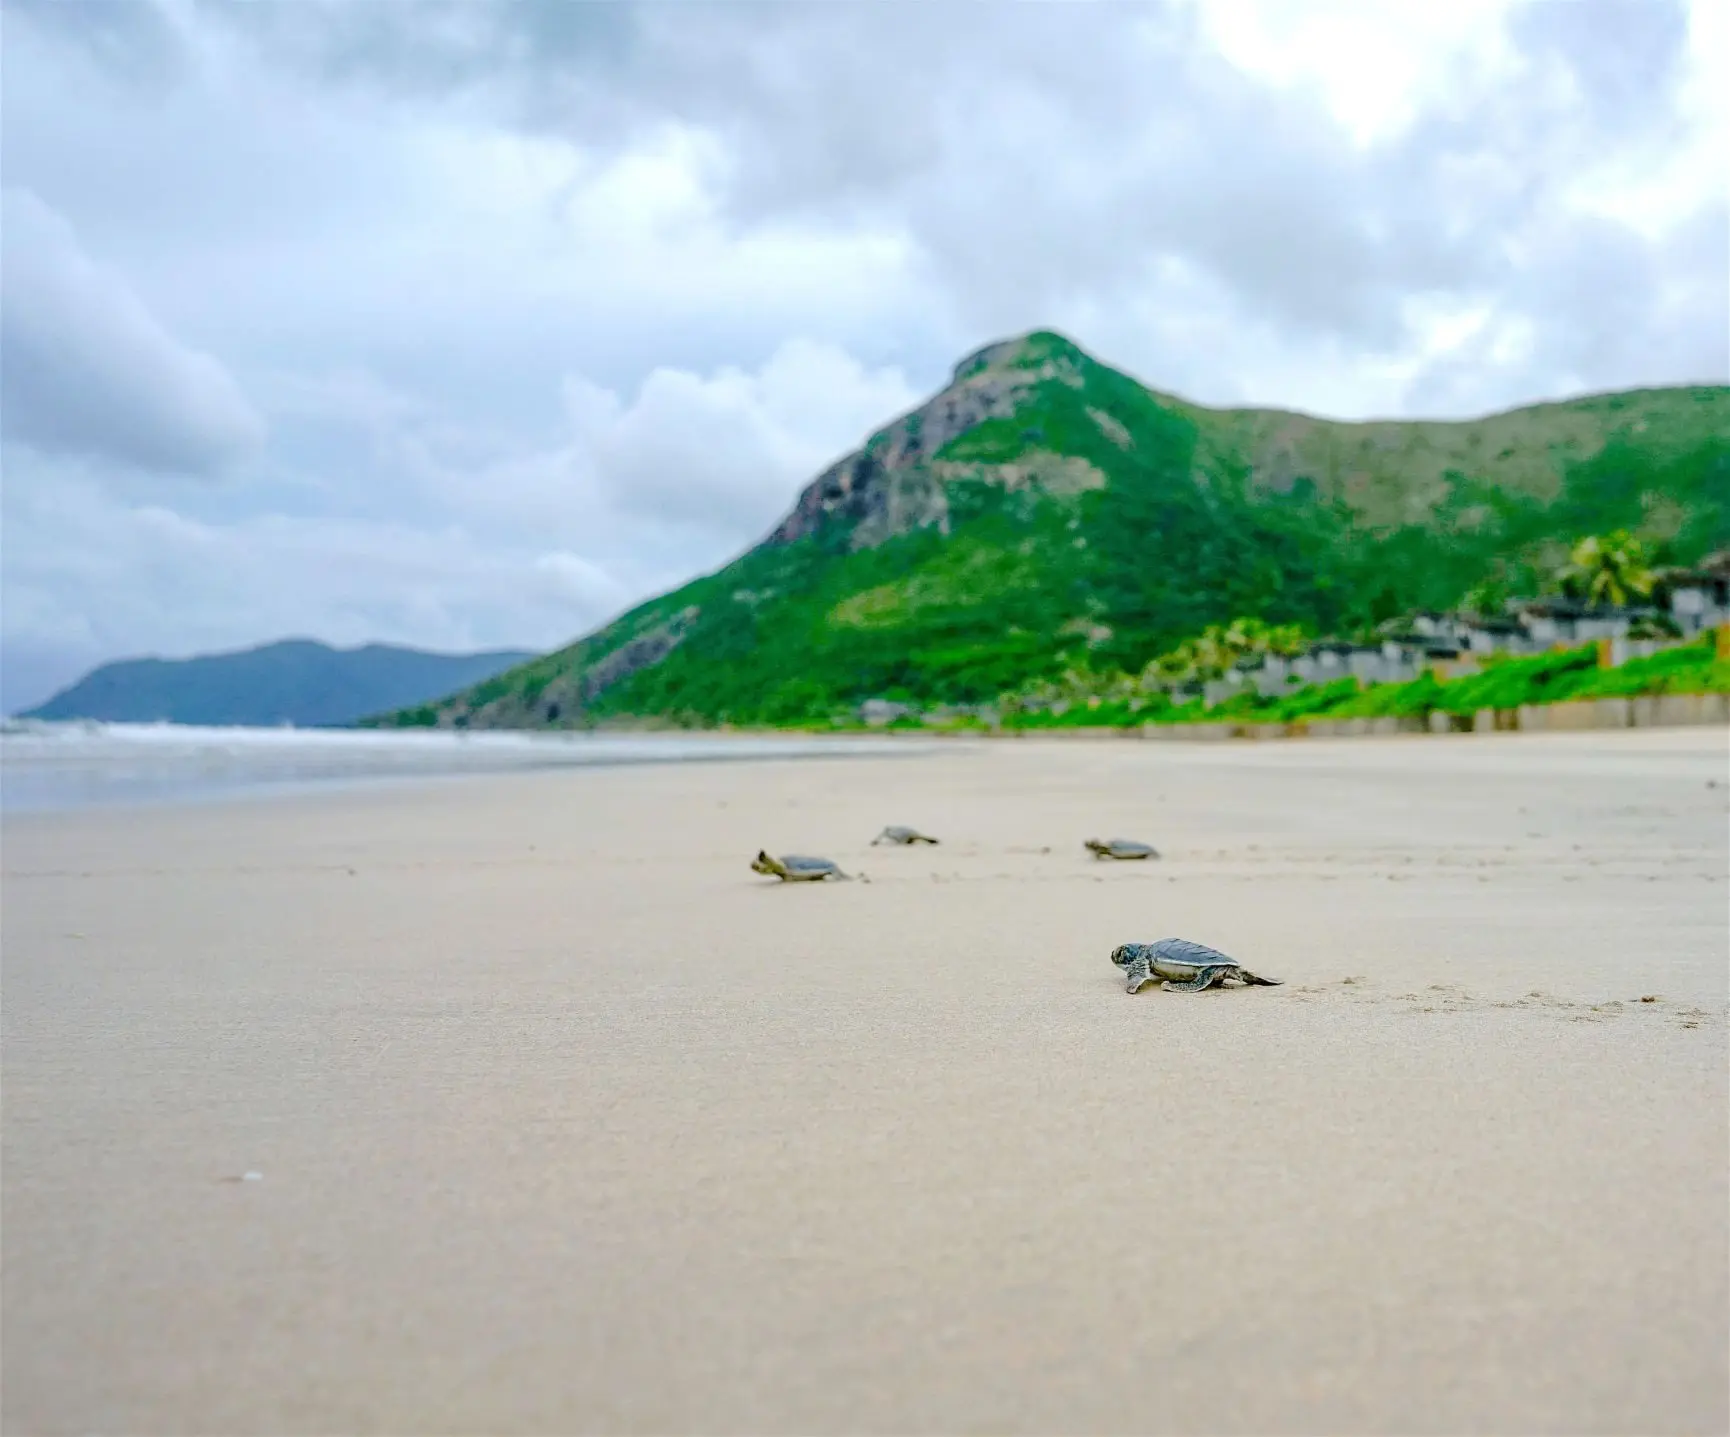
766;331;1092;550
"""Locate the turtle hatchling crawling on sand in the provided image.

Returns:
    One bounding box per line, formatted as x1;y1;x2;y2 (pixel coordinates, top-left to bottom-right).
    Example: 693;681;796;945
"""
750;850;851;882
1110;938;1282;993
872;825;939;846
1085;837;1159;860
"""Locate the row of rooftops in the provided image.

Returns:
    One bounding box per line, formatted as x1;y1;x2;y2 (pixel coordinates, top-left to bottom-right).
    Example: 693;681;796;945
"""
1194;552;1730;692
1362;550;1730;653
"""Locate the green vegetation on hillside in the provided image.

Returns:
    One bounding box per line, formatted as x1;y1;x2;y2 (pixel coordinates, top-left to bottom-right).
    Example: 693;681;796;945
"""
371;333;1730;731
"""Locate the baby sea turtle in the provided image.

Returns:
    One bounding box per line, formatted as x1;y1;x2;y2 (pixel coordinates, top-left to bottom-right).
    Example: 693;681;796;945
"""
872;826;939;845
751;850;851;882
1085;837;1159;860
1110;939;1282;993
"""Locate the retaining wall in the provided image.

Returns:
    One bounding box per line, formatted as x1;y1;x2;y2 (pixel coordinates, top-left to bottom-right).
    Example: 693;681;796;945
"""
1132;690;1727;742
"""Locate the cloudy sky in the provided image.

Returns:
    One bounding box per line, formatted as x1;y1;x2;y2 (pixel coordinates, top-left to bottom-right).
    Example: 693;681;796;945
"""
2;0;1725;711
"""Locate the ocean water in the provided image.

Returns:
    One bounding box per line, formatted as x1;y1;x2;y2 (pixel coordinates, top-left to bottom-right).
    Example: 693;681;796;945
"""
0;721;926;815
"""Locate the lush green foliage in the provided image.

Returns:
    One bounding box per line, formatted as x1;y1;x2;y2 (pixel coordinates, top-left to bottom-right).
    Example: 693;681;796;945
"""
1143;617;1312;685
964;635;1724;734
1133;635;1729;729
1557;529;1655;605
377;333;1730;730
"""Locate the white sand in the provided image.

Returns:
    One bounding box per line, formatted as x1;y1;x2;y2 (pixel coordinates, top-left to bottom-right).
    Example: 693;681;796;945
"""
4;729;1726;1434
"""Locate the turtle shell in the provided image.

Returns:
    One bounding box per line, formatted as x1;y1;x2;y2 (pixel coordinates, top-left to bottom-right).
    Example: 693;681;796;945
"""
1089;837;1159;859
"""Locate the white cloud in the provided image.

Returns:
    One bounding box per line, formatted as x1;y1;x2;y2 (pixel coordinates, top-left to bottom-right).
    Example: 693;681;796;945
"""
1;341;916;710
0;188;265;475
1191;0;1523;144
1561;0;1728;240
562;339;918;533
0;457;628;710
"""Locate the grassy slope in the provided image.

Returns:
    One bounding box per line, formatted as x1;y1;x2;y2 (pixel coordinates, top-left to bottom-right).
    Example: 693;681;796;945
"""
374;334;1730;729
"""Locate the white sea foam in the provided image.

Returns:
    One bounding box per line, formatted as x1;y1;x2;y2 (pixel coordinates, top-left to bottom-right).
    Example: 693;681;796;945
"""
0;720;927;814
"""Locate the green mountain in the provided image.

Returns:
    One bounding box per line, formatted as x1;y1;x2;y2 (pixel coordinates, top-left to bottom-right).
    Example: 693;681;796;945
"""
375;332;1730;730
22;639;536;728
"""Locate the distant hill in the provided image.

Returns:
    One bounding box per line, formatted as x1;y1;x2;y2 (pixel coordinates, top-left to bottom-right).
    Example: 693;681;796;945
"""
21;639;538;728
371;331;1730;730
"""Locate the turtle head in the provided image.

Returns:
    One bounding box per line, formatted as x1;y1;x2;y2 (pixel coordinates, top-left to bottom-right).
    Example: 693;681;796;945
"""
750;850;778;875
1112;945;1156;992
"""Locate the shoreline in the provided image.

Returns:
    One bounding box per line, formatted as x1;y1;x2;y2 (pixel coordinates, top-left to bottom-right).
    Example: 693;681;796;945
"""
7;707;1722;820
0;726;947;817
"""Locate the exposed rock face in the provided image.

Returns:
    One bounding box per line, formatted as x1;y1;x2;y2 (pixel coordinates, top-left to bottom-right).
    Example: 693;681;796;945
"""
446;606;699;728
570;607;700;705
766;335;1085;549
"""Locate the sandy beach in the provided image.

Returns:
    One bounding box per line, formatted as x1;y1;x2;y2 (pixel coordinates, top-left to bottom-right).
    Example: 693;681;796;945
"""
3;728;1726;1435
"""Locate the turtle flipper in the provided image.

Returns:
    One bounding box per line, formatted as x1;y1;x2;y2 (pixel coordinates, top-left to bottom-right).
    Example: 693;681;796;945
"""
1235;968;1282;986
1123;956;1155;994
1162;968;1226;992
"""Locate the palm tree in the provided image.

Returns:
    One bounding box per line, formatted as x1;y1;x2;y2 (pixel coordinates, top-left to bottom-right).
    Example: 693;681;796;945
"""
1139;617;1312;689
1557;531;1654;607
1460;576;1512;619
1212;617;1310;664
